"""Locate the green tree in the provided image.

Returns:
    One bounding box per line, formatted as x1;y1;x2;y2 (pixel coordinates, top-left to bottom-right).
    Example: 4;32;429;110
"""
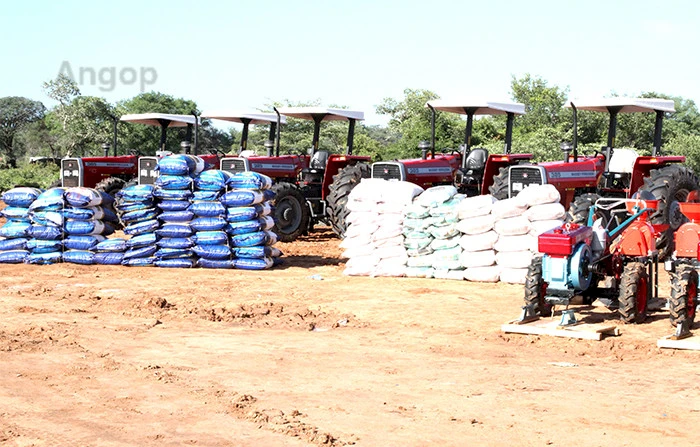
510;74;569;133
0;96;46;167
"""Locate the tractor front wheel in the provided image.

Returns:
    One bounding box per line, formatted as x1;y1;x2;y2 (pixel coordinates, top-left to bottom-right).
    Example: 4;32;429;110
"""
326;162;370;238
669;262;698;328
618;262;649;323
638;165;699;259
489;166;510;200
271;182;309;242
524;256;551;316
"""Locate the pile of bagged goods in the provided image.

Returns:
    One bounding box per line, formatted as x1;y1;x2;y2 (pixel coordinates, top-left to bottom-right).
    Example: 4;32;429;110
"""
342;179;564;283
0;154;282;270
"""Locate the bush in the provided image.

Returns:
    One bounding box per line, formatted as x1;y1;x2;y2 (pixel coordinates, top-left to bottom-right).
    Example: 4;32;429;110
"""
0;163;60;193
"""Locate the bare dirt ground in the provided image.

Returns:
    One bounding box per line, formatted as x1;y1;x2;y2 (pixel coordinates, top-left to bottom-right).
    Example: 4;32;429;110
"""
1;226;699;446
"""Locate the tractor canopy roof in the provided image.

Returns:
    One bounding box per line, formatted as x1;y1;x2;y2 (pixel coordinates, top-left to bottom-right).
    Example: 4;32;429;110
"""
566;98;675;114
120;113;199;127
201;111;287;125
277;107;364;122
426;100;526;115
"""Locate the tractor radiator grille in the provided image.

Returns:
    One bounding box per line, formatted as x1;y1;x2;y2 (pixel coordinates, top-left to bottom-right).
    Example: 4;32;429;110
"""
220;157;250;173
508;166;546;198
371;162;405;181
61;159;82;187
138;157;159;185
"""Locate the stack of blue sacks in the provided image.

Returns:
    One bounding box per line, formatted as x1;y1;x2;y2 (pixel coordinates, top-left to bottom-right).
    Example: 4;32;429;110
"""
152;154;202;268
223;172;282;270
62;187;118;265
26;188;66;264
114;184;160;266
191;169;233;268
0;187;42;263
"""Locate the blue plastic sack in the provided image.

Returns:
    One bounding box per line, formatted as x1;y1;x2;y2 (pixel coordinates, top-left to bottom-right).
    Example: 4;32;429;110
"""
192;190;222;201
26;251;62;265
65;220;106;236
2;187;41;208
159;210;194;223
64;235;105;251
191;217;227;232
226;205;260;223
123;245;158;260
220;189;264;207
115;200;154;212
124;219;160;236
29;188;66;210
152;188;194;201
228;172;273;190
155;247;193;259
122;256;156;267
190;201;226;217
127;232;159;248
62;206;102;221
0;237;28;251
233;257;274;270
230;230;277;247
191;230;228;245
197;258;235;269
0;220;32;238
30;211;64;227
1;206;30;220
95;252;125;265
194;170;232;191
155;258;196;268
226;216;274;235
263;189;276;202
27;225;63;240
156;237;194;249
116;184;155;202
65;187;113;207
120;207;159;223
27;239;63;254
155;174;194;190
156;224;194;238
95;238;128;252
233;245;283;259
62;250;95;265
157;200;192;211
0;249;29;263
192;244;231;260
157;154;196;176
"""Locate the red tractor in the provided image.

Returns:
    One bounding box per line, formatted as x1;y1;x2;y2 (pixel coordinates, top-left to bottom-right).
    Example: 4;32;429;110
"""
665;196;700;335
208;107;370;241
524;194;666;324
504;98;698;257
370;100;531;197
59;113;218;195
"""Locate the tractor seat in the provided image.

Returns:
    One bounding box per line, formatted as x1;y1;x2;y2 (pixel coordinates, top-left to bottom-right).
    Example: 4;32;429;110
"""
607;148;638;174
461;148;489;185
310;150;329;170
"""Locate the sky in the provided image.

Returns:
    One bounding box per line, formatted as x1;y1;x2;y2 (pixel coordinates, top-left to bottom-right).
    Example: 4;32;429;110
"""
2;0;700;131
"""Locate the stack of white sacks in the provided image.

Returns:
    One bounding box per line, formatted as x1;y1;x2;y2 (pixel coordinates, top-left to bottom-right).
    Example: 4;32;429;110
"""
341;178;423;277
456;194;501;282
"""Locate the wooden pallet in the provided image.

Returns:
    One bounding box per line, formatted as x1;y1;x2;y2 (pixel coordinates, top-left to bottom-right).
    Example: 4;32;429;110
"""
657;333;700;351
501;317;621;341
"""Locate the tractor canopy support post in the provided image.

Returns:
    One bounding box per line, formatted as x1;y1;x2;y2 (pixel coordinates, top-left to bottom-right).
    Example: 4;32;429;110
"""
570;102;578;162
311;114;324;155
158;119;168;152
653;110;664;156
462;108;476;170
240;119;251;154
191;111;199;155
427;103;436;158
268;121;277;143
504;112;514;154
606;107;621;149
273;107;281;157
111;115;118;157
346;118;356;155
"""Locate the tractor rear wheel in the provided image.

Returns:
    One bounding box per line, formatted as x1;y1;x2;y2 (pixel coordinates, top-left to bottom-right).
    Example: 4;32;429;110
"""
271;182;309;242
566;193;601;225
637;165;699;259
618;262;649;323
524;256;551;316
669;262;698;328
489;166;510;200
95;177;126;198
327;163;370;238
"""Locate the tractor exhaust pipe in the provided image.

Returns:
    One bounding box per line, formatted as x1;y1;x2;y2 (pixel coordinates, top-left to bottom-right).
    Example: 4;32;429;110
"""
191;111;199;155
273;107;281;157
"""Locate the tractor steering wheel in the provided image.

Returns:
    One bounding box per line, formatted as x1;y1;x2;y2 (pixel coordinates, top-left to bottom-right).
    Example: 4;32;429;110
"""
209;148;228;157
129;149;143;156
